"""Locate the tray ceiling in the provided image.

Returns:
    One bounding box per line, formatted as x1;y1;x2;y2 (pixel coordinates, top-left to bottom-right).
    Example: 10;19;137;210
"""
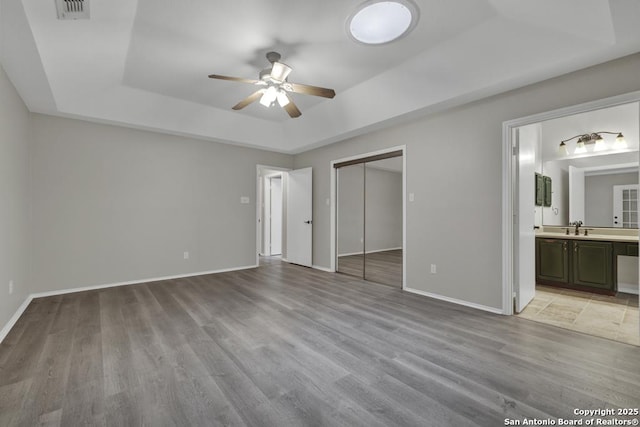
2;0;640;153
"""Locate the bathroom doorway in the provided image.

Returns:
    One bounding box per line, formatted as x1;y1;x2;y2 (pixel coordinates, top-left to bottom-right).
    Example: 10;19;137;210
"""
332;148;405;288
256;165;289;265
504;95;640;345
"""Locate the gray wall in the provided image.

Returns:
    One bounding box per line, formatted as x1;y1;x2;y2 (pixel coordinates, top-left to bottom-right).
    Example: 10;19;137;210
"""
364;165;403;253
585;172;638;226
337;165;402;255
29;114;292;293
293;53;640;310
542;161;569;226
337;164;364;255
0;64;31;331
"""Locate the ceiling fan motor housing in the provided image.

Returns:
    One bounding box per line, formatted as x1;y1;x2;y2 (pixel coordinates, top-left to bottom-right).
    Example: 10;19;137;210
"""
265;51;282;64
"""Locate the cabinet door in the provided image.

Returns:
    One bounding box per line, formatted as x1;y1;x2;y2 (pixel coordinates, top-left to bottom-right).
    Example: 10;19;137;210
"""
543;176;552;207
535;173;544;206
571;241;613;290
536;238;569;283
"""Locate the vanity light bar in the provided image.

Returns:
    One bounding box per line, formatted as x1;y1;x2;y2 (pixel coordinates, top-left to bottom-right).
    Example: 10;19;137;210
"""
558;131;626;155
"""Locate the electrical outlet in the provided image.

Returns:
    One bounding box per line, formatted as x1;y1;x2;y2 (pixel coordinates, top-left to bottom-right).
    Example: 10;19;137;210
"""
409;193;415;202
9;280;14;295
183;251;189;260
430;264;436;274
240;196;250;204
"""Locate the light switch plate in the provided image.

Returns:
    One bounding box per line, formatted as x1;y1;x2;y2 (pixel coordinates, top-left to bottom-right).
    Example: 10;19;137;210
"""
409;193;415;202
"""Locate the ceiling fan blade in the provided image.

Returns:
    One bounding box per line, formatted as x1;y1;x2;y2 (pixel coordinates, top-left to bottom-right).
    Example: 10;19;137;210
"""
208;74;261;85
288;83;335;99
283;98;302;118
232;90;264;110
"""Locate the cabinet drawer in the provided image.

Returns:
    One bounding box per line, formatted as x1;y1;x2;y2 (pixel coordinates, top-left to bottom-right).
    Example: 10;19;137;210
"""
614;242;639;257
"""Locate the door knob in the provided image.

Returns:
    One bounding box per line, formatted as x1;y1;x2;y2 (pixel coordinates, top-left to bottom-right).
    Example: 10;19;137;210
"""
304;220;312;224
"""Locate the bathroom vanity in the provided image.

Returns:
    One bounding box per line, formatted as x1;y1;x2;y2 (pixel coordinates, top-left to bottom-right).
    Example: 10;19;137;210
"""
535;227;638;294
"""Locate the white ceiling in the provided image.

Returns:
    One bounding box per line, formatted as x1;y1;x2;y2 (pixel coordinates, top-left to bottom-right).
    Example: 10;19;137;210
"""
2;0;640;153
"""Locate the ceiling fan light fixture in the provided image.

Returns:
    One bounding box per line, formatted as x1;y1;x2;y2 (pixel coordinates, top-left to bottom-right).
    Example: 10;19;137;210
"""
276;90;290;107
260;86;278;107
347;0;419;45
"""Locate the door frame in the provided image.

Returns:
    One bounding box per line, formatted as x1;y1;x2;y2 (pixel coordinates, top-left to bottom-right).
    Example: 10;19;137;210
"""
330;145;407;289
256;165;291;265
501;90;640;315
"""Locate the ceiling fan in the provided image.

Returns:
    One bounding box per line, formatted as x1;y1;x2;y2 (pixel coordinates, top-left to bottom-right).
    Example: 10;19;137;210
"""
208;52;336;118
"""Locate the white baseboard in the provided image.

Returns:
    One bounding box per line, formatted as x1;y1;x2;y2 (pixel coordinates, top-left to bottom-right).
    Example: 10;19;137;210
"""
338;247;403;257
403;286;504;315
618;284;639;295
0;296;33;345
312;265;334;273
0;264;258;344
31;264;258;299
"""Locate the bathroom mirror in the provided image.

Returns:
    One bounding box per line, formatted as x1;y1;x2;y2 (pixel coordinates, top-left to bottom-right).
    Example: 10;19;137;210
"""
541;151;639;228
538;101;640;229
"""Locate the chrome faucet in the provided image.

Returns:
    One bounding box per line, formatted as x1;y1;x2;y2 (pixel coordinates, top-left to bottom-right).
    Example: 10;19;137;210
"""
570;220;583;235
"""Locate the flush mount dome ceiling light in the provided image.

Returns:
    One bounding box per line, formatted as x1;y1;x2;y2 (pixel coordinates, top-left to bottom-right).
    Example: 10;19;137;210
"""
348;0;419;45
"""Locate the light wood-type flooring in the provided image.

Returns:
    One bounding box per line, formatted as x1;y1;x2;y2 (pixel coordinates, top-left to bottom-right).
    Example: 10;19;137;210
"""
1;259;640;426
337;249;402;287
517;285;639;346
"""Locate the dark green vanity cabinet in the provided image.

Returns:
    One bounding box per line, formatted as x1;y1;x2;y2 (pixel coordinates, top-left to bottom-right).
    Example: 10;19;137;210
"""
536;238;569;283
535;237;636;294
571;240;613;290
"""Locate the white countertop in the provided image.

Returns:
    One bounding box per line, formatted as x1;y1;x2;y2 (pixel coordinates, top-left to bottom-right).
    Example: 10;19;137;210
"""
536;231;639;243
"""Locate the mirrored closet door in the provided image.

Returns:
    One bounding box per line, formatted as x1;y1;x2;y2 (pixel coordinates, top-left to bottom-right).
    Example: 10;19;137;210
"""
336;151;403;287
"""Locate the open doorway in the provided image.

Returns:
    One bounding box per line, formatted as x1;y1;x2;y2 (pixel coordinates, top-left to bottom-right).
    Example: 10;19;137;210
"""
263;174;283;257
256;165;313;268
504;96;640;346
256;165;289;266
331;147;406;288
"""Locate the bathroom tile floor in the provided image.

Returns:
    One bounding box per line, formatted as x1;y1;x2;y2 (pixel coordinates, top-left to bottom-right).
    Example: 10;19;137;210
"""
517;285;639;346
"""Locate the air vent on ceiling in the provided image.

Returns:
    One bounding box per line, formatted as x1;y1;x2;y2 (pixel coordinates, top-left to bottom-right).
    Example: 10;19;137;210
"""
55;0;90;20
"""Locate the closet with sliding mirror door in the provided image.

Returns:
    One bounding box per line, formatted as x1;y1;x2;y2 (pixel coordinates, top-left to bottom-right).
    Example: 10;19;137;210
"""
335;151;403;287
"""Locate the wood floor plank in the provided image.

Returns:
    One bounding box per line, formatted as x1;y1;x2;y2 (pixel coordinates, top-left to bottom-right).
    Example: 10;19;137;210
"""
1;258;639;426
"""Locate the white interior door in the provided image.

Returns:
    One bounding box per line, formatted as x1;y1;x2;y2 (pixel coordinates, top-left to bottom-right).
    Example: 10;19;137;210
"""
515;125;538;312
270;176;283;255
286;167;312;267
569;166;585;223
